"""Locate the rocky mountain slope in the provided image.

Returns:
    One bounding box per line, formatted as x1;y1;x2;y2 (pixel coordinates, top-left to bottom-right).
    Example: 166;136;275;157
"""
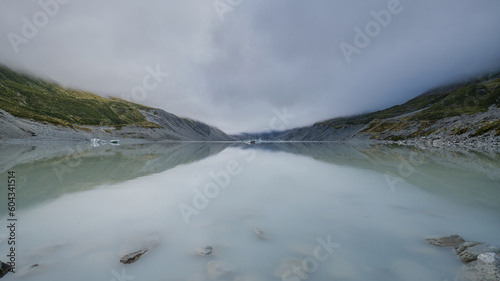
0;65;233;141
270;73;500;148
3;64;500;145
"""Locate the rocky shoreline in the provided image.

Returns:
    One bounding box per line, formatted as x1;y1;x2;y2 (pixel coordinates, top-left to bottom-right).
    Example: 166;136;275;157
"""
385;134;500;152
427;235;500;281
376;107;500;151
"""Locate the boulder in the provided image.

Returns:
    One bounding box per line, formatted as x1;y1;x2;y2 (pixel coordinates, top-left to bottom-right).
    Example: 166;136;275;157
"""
455;241;481;255
0;261;13;278
464;252;500;281
425;235;465;247
455;242;500;264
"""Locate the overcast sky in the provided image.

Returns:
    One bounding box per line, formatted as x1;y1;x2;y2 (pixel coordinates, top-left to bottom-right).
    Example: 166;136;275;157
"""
1;0;500;134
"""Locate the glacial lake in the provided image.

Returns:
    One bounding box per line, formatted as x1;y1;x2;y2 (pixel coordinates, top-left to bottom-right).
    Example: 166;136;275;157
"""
1;142;500;281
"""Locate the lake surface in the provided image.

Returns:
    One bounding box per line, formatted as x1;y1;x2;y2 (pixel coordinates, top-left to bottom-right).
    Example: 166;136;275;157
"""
1;142;499;281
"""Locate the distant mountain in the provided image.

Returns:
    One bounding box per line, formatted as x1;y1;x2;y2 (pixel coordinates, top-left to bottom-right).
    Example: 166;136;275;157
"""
2;64;499;146
266;73;500;146
0;65;233;141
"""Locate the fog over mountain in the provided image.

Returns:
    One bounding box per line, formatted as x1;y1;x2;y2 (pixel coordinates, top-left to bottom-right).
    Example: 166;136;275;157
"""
1;0;500;134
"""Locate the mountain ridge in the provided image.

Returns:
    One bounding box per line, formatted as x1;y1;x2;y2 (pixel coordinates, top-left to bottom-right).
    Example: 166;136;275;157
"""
2;64;500;146
236;72;500;148
0;65;233;141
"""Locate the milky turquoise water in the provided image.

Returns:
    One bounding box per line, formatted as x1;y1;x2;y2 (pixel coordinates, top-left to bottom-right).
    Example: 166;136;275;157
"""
0;142;499;281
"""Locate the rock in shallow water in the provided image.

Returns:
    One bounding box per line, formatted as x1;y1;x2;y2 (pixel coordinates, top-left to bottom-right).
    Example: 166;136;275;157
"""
206;260;234;280
427;235;500;281
464;252;500;281
274;258;305;279
0;261;13;278
194;246;213;256
120;249;148;264
15;261;55;277
456;242;500;264
478;253;498;265
253;228;269;240
425;235;465;247
119;234;160;264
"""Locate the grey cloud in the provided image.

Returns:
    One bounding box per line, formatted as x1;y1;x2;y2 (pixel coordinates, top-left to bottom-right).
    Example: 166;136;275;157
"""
1;0;499;134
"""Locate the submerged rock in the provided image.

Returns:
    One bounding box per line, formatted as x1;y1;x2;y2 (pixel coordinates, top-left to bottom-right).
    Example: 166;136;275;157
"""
207;260;234;280
16;261;55;277
274;258;305;279
425;235;465;247
194;246;213;256
0;261;13;278
18;263;40;274
253;228;269;240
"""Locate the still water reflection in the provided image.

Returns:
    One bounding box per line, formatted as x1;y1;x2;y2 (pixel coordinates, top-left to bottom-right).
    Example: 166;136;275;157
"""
0;142;499;280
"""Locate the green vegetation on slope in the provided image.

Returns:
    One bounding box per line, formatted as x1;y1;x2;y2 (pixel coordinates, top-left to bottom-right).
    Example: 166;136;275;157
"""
470;120;500;137
0;65;159;128
409;79;500;121
319;75;500;129
317;73;500;139
317;90;448;128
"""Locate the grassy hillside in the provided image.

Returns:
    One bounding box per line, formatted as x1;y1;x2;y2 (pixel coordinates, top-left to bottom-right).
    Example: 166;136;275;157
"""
319;75;500;128
317;74;500;139
409;78;500;120
317;92;448;128
0;65;159;129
